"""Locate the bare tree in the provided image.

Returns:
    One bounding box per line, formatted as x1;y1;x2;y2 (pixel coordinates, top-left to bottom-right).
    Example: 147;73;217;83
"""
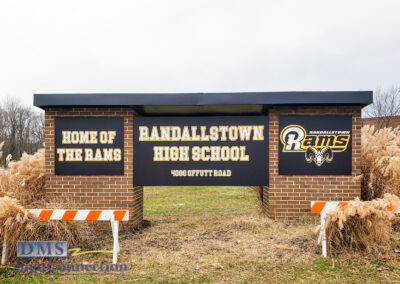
363;86;400;128
0;97;44;165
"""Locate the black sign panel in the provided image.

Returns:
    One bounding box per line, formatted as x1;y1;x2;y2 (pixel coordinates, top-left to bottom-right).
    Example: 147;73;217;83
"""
279;115;352;175
55;117;124;175
134;116;269;186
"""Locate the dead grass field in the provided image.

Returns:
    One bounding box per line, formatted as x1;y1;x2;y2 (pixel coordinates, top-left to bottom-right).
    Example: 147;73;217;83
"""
2;186;400;283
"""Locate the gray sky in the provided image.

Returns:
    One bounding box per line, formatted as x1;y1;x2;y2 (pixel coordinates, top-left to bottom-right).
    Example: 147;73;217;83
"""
1;0;400;107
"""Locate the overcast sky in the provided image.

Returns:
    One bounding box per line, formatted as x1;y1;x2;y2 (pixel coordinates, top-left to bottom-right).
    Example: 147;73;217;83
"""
1;0;399;107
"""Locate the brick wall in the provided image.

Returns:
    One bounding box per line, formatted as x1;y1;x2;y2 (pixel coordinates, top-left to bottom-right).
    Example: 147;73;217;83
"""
44;107;143;227
265;106;362;219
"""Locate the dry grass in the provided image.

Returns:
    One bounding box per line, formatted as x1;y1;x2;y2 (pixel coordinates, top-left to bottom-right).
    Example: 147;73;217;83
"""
0;144;92;261
0;197;87;259
310;126;400;257
116;213;318;265
64;211;319;282
325;194;400;256
0;145;45;206
66;186;319;275
361;125;400;200
63;186;319;278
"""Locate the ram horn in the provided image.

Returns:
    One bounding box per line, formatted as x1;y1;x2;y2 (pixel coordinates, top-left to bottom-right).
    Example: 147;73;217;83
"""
321;147;333;163
305;147;318;163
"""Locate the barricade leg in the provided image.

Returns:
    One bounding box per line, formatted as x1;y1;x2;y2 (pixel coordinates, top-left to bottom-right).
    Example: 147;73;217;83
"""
1;234;7;265
110;217;120;264
320;211;327;257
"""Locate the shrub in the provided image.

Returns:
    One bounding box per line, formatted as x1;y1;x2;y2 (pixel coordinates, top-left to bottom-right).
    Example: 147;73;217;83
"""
360;125;400;200
0;143;92;261
325;194;400;256
0;197;84;259
0;148;45;206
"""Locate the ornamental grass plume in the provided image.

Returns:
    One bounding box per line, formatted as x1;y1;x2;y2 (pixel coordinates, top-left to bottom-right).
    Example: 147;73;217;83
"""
0;196;84;260
0;143;92;261
325;194;400;256
0;148;45;206
360;125;400;200
326;125;400;256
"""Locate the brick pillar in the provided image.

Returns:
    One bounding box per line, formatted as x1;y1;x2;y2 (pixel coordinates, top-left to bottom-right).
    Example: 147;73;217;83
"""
263;106;362;219
44;107;143;227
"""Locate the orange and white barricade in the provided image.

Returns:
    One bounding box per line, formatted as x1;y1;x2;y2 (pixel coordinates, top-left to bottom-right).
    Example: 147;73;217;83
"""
311;201;399;257
1;209;129;265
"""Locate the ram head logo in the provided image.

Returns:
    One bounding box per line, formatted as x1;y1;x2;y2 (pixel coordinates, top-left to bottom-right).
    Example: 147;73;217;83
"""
305;147;333;167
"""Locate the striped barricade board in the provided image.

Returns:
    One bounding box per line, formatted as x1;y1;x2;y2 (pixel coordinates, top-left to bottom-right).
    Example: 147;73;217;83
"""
1;209;129;265
27;209;129;221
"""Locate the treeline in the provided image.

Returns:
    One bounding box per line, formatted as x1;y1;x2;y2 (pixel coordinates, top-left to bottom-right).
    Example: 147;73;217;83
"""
0;98;44;166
